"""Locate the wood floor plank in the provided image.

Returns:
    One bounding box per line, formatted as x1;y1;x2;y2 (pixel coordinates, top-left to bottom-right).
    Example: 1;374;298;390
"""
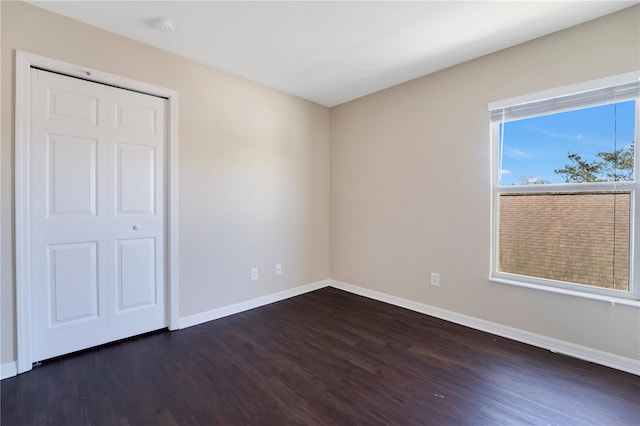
2;287;638;425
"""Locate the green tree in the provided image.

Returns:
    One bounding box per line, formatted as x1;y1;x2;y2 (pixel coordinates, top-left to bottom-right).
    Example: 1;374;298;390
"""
517;176;551;185
598;144;634;182
554;144;634;183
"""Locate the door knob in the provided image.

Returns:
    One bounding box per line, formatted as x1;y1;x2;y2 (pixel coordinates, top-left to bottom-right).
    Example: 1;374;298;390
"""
132;225;141;230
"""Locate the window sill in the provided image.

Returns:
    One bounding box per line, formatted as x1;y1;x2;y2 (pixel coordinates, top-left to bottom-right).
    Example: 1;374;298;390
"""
490;276;640;308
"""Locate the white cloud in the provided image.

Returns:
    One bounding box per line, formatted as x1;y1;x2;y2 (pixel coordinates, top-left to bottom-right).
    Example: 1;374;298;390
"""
500;169;511;175
504;148;535;159
527;125;583;141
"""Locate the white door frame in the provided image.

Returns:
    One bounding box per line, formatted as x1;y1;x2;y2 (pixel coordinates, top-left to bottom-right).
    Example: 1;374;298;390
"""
15;51;180;374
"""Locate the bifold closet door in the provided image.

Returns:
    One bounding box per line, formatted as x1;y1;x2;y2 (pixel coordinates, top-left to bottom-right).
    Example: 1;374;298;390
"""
29;68;167;362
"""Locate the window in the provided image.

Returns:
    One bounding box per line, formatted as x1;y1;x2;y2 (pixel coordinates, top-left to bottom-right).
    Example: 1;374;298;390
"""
489;73;640;301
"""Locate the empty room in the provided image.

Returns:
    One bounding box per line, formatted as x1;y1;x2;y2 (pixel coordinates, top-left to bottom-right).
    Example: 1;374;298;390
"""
1;1;639;424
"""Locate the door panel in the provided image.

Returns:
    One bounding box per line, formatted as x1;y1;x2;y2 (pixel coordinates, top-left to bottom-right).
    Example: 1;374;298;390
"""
115;102;156;133
30;68;167;363
115;142;156;215
48;242;99;324
48;134;97;216
116;238;156;311
47;89;98;124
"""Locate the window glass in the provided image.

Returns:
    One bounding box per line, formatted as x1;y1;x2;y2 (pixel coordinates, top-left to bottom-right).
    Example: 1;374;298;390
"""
499;101;635;186
499;191;630;291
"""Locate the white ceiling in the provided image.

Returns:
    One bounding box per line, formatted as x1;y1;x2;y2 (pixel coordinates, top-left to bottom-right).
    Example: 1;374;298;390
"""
28;1;638;107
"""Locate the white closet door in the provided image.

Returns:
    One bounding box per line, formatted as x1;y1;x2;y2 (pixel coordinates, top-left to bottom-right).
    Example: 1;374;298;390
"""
107;84;166;341
30;69;166;362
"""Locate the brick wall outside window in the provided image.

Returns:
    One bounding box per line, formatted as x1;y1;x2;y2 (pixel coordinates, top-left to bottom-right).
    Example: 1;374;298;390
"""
499;192;630;291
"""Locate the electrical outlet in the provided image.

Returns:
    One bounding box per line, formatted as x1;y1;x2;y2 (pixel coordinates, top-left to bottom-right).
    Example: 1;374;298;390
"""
251;267;259;281
275;264;282;275
430;272;440;287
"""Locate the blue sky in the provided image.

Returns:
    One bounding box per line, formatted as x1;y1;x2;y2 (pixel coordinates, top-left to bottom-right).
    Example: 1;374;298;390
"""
499;100;636;185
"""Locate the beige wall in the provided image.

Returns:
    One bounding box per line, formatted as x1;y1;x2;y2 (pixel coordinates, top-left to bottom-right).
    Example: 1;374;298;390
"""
331;6;640;360
1;1;330;365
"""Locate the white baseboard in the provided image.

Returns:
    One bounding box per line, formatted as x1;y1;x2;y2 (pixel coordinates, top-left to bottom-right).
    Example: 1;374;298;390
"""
177;279;331;329
1;361;17;380
329;280;640;376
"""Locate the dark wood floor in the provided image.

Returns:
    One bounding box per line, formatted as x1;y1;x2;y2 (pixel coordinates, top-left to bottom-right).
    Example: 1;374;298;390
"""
2;287;639;425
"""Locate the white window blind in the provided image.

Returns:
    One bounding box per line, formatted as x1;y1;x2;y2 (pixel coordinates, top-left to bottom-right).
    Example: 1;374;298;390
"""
490;80;640;123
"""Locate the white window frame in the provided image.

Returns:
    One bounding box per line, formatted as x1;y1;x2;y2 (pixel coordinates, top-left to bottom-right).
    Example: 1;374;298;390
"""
489;72;640;306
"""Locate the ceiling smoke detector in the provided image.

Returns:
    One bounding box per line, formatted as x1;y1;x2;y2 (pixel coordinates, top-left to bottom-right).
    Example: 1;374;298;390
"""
154;17;176;33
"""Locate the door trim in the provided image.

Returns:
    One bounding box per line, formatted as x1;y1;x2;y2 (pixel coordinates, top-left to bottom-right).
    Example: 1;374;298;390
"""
15;50;180;374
